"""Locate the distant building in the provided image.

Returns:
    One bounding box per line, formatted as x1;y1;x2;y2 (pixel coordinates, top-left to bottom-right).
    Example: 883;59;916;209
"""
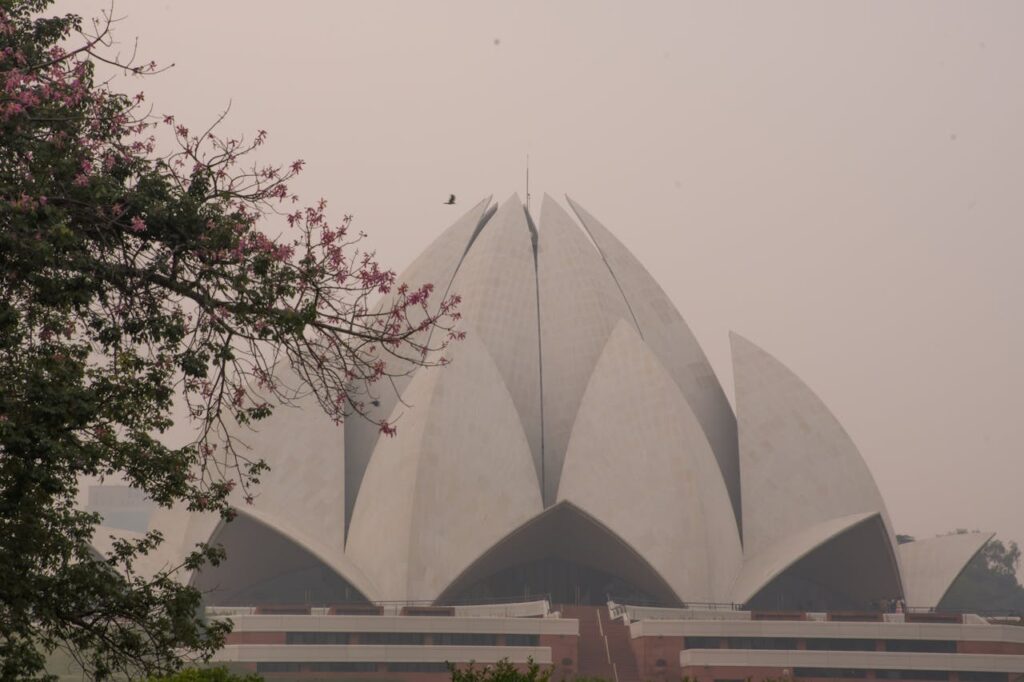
85;484;153;533
99;195;1021;679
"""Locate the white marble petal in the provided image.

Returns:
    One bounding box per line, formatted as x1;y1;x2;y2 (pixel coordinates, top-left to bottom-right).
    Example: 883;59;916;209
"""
141;504;220;574
449;195;543;483
731;332;896;558
344;197;494;528
536;194;635;504
899;532;994;608
558;321;742;602
227;370;346;551
130;497;380;603
88;525;145;561
565;196;740;527
730;512;878;604
346;331;543;601
195;506;381;603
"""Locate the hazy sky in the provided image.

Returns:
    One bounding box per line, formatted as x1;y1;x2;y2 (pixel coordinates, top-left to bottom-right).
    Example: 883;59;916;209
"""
63;2;1023;567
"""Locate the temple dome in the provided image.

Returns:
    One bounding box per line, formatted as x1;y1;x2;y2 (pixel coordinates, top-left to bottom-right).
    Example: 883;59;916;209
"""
129;194;987;611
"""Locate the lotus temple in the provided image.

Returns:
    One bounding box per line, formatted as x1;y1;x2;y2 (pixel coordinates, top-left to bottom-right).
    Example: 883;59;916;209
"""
88;195;1024;680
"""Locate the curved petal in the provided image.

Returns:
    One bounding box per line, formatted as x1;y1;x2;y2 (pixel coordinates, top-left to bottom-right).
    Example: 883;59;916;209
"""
558;321;742;602
731;512;878;603
537;194;635;504
731;332;897;558
345;196;494;528
437;501;681;606
134;504;221;581
565;196;740;527
228;368;346;551
899;532;994;609
192;506;379;605
345;331;543;601
132;503;380;604
736;512;902;611
448;195;543;483
87;525;144;563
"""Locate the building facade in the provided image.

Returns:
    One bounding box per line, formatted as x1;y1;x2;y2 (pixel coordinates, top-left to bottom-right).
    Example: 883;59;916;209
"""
209;601;1024;681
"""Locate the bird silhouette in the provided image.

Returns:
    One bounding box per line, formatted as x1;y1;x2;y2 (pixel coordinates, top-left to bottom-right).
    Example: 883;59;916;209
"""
444;194;456;205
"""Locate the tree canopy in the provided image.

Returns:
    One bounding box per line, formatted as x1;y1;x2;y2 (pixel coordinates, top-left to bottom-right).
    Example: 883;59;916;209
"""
0;2;460;678
148;667;261;682
448;659;552;682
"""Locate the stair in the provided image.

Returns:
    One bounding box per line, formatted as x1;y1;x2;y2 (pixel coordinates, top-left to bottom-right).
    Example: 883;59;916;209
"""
558;605;639;682
603;610;640;682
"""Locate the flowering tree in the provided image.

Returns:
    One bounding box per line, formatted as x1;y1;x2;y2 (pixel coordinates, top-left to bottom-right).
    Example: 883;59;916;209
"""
0;1;461;678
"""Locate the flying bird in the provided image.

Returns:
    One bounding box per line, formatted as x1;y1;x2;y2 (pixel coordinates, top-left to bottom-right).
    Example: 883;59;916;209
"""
444;194;456;205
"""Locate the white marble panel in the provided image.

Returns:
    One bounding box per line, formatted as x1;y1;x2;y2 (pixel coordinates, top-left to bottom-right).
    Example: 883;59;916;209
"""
536;194;635;504
449;195;543;483
731;332;895;558
133;504;220;582
730;512;878;603
88;525;144;561
565;196;740;527
899;531;995;608
230;366;347;551
345;196;493;530
558;321;742;602
346;331;542;601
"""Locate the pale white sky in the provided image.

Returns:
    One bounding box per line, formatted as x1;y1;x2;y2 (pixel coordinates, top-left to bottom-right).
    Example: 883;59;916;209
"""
64;1;1023;568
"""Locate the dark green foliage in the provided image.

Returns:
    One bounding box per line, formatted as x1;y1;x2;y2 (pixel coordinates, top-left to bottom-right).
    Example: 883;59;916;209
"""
0;3;230;676
1;1;457;679
449;658;552;682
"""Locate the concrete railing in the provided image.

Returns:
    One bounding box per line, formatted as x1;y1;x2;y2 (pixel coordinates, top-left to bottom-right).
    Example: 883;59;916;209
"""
204;606;257;617
612;602;752;623
210;613;579;636
214;643;552;665
206;599;552;620
630;616;1024;643
679;648;1024;674
453;600;550;619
